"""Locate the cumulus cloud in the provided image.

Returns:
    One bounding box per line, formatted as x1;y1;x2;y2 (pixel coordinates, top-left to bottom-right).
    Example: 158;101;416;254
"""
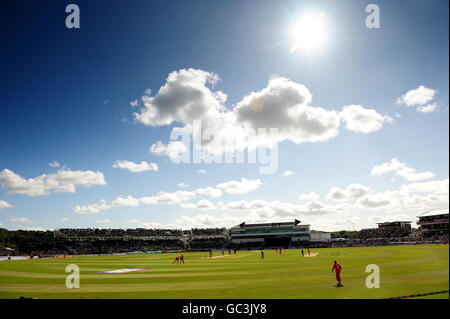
113;160;158;173
371;158;435;181
144;190;197;204
129;99;139;107
283;170;294;176
195;187;222;198
111;195;140;207
416;103;437;113
133;69;388;156
0;168;106;197
298;192;320;201
74;199;110;214
0;200;12;209
216;178;263;194
198;169;206;174
149;141;188;160
358;193;391;208
233;77;340;145
225;199;348;217
327;183;372;202
181;199;216;210
339;104;393;134
49;161;60;168
400;178;449;195
177;182;190;188
397;85;436;107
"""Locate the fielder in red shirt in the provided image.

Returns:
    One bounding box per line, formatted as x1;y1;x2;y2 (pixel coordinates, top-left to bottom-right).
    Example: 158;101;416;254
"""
180;254;185;264
261;250;264;259
332;260;343;287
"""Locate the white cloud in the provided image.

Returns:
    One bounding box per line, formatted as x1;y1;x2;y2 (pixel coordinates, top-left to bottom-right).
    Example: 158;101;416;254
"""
327;183;372;202
298;192;320;201
113;160;158;173
74;199;110;214
0;168;106;197
181;199;216;210
177;182;190;188
216;178;263;194
195;187;222;198
339;104;392;134
125;219;139;224
8;217;30;223
395;112;402;118
416;103;437;113
49;161;60;168
0;200;12;209
400;178;449;195
283;170;294;176
371;158;435;181
129;99;139;107
139;190;196;205
133;69;388;157
358;193;391;208
225;199;347;217
150;141;188;160
397;85;436;107
61;217;69;222
198;169;207;174
111;195;140;207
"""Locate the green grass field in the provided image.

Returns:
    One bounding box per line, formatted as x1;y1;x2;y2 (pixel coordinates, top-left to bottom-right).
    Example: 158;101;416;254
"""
0;245;448;299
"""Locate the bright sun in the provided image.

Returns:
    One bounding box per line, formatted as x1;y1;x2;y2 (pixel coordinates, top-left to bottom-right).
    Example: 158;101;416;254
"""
289;13;326;53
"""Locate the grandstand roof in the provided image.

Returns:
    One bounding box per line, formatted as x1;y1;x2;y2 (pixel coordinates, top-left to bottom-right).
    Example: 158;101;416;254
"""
376;221;412;224
232;219;308;228
417;208;449;218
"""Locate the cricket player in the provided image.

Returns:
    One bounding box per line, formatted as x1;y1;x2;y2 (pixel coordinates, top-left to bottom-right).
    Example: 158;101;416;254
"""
307;248;310;256
332;260;343;287
172;256;179;263
209;249;213;258
301;249;304;257
261;250;264;259
180;254;185;264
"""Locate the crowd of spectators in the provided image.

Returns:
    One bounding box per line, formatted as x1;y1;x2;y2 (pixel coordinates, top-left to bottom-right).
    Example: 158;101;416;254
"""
356;226;412;240
188;237;229;250
1;226;447;256
5;238;186;256
191;228;226;237
58;228;183;237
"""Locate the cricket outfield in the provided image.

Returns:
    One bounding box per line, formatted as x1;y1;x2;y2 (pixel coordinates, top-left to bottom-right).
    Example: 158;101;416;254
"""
0;245;448;299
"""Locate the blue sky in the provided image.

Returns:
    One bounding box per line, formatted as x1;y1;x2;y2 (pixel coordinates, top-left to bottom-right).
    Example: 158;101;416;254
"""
0;0;448;231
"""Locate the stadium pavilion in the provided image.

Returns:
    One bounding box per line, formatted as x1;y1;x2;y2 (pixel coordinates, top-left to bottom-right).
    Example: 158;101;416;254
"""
229;219;312;248
417;208;449;237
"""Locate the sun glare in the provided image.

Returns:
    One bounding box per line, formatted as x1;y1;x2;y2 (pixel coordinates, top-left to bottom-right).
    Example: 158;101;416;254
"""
289;13;326;53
